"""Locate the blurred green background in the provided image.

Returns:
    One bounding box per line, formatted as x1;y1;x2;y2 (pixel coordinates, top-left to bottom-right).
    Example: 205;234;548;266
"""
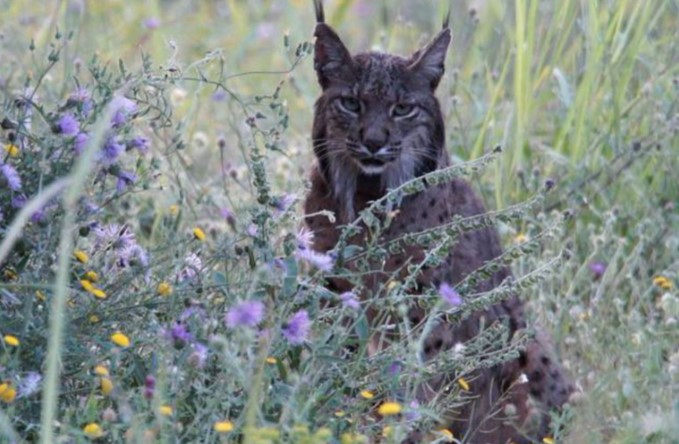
1;1;678;442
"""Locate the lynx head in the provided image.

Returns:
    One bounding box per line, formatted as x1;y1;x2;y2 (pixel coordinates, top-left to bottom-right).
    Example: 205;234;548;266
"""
311;1;451;220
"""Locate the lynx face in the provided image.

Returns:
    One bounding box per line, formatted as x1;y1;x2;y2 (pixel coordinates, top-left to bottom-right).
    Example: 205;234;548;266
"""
312;22;451;219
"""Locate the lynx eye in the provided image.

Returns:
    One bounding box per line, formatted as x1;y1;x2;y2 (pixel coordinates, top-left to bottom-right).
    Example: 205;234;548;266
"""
392;103;416;118
338;97;361;114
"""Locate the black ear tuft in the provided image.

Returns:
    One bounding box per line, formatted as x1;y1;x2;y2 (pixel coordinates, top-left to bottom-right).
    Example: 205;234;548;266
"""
314;0;325;23
314;23;355;89
442;3;451;30
408;28;452;90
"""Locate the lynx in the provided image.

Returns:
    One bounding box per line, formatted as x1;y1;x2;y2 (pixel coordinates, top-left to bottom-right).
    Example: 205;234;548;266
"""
303;2;575;442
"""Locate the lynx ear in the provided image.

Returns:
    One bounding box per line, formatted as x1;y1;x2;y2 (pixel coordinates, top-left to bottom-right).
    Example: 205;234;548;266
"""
314;23;355;89
408;28;451;90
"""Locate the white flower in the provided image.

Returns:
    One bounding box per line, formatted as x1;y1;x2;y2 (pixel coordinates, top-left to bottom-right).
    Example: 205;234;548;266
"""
18;372;42;398
179;253;202;281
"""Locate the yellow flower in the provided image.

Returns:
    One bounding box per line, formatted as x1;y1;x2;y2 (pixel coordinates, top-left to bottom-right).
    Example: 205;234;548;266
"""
542;437;555;444
3;268;18;281
213;420;234;433
340;433;369;444
159;405;173;416
437;429;454;442
93;365;109;376
110;331;130;348
193;227;206;241
81;279;106;299
265;357;277;364
157;282;173;297
169;204;180;216
84;271;99;282
89;314;100;324
653;276;673;290
3;334;20;347
0;383;17;403
377;401;402;416
514;233;529;244
100;377;113;395
4;143;20;157
74;250;89;264
457;377;470;391
359;389;374;399
83;422;103;439
81;279;95;292
381;426;393;438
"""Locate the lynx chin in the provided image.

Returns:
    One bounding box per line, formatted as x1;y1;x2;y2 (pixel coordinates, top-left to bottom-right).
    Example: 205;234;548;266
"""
304;1;577;442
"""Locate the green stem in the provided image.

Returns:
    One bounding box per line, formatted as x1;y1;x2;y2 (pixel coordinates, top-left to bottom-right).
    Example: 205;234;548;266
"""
39;92;125;443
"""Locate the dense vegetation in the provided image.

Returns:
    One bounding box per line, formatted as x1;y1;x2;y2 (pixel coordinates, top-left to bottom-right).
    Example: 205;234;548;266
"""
1;1;677;443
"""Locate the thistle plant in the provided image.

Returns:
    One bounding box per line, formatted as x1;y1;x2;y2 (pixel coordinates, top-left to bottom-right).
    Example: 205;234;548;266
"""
1;2;678;444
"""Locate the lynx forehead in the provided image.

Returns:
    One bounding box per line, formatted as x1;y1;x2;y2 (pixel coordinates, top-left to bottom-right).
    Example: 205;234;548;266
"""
305;2;575;442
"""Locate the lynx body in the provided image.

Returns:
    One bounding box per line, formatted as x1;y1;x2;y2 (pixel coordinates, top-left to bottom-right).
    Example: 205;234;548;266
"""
304;3;574;442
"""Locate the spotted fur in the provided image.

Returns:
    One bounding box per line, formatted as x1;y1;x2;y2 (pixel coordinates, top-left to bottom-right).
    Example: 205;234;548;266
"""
305;3;575;442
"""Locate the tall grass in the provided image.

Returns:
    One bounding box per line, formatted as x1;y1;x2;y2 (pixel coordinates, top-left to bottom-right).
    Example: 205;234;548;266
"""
0;1;677;443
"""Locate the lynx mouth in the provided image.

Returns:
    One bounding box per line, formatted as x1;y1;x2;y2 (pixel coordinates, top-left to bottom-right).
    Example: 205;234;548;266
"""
355;157;394;175
360;158;386;167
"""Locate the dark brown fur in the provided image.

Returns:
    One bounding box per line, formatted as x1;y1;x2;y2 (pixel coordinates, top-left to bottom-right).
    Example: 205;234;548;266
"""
305;3;575;442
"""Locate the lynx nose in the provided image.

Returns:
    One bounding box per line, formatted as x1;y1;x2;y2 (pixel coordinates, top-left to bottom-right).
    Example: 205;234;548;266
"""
360;125;389;153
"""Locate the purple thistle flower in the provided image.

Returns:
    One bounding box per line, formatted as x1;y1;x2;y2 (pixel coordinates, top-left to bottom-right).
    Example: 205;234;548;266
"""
11;194;26;208
339;291;360;310
188;342;208;368
128;136;150;153
388;361;402;376
93;223;136;251
68;88;94;116
246;224;258;237
1;164;22;191
439;282;462;307
69;87;92;105
30;207;46;223
143;17;161;30
226;300;265;328
101;137;125;165
74;132;89;154
273;194;295;214
282;309;311;345
118;243;149;267
110;96;137;127
296;227;314;250
57;113;79;136
221;207;236;230
115;170;137;193
588;261;606;279
211;90;228;102
144;374;155;399
405;400;421;422
166;322;192;347
295;248;333;271
145;374;156;389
